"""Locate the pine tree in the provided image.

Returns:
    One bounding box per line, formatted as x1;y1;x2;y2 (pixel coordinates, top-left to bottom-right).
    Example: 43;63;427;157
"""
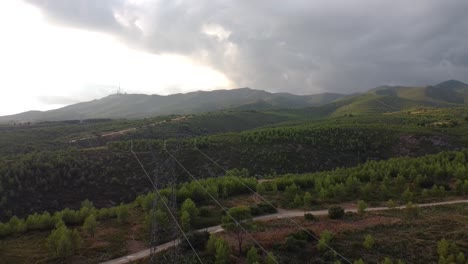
246;246;259;264
303;192;313;208
181;210;191;231
317;230;333;251
402;187;413;203
363;234;375;249
381;257;393;264
46;221;81;258
437;239;449;258
256;183;266;195
357;200;368;216
215;238;230;264
293;194;302;208
181;198;199;217
117;204;129;223
83;214;97;237
265;252;277;264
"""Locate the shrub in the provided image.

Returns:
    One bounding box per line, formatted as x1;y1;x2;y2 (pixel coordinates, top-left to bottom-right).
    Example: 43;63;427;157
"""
304;213;316;221
246;246;259;264
46;221;81;258
117;204;129;223
363;234;375;249
250;202;277;216
405;202;420;218
288;230;314;242
182;231;210;251
83;214;98;237
303;192;313;208
317;230;333;251
328;206;345;219
386;199;397;209
357;200;368;216
285;236;307;252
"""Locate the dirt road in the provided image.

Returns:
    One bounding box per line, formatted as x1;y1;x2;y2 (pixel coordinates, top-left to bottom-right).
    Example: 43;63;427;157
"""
100;199;468;264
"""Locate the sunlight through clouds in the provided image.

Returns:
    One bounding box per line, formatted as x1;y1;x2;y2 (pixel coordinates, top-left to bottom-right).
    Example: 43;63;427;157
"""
0;1;231;115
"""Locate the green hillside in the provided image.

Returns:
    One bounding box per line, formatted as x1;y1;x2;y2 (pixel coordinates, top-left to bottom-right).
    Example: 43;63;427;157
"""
1;107;467;219
0;88;345;123
317;80;468;116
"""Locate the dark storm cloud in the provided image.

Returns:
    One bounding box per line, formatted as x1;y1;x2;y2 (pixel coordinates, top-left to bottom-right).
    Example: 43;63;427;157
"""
25;0;468;94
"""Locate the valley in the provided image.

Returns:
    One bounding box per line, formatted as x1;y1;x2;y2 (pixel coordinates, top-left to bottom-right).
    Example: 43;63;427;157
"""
0;81;468;263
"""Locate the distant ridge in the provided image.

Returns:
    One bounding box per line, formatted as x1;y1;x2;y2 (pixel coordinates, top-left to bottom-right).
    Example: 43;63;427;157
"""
1;80;466;123
0;88;345;122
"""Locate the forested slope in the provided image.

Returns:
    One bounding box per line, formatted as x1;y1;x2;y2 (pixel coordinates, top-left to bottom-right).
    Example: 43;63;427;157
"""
1;108;467;219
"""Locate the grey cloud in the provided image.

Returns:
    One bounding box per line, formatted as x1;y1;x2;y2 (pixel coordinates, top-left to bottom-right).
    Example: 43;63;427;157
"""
25;0;468;94
25;0;125;32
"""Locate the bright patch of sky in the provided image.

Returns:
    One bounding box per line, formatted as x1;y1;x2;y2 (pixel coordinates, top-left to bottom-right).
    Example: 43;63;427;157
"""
0;1;231;115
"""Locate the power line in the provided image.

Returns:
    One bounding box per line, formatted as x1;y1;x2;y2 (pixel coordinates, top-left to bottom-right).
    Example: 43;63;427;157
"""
130;142;205;264
163;143;279;264
194;144;353;264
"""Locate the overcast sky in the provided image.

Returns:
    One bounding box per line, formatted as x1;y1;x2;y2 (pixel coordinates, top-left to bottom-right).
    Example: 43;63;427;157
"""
1;0;467;115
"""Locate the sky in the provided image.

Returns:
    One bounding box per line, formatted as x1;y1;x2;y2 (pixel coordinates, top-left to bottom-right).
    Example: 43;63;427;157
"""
1;0;467;115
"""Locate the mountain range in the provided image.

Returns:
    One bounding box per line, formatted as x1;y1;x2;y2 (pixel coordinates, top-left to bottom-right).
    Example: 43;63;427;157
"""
1;80;467;123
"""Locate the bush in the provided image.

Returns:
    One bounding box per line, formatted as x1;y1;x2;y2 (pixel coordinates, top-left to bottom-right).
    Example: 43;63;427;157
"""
345;211;356;218
250;202;277;216
357;200;368;215
328;206;345;219
405;202;420;218
46;221;81;258
182;231;210;251
386;199;397;209
246;246;259;264
317;230;333;251
304;213;316;221
288;230;314;242
363;234;375;249
285;236;308;252
117;204;129;223
8;216;27;234
0;222;13;237
303;192;313;208
83;214;98;237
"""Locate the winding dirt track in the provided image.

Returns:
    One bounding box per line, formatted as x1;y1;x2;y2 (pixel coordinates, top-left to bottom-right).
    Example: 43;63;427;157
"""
100;199;468;264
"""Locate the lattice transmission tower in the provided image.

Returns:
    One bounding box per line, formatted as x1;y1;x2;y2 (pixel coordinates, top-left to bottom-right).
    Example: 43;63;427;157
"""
149;146;181;263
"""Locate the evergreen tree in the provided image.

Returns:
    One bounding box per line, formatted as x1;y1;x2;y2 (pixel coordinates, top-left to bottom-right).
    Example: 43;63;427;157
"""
456;252;465;264
181;210;191;231
83;214;97;237
222;206;253;255
265;252;277;264
317;230;333;251
357;200;368;216
293;194;302;208
246;246;259;264
437;239;449;258
215;238;231;264
363;234;375;249
386;199;397;209
381;258;393;264
303;192;313;208
46;221;81;258
181;198;199;217
117;204;129;223
256;183;266;195
402;187;413;203
206;234;218;255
